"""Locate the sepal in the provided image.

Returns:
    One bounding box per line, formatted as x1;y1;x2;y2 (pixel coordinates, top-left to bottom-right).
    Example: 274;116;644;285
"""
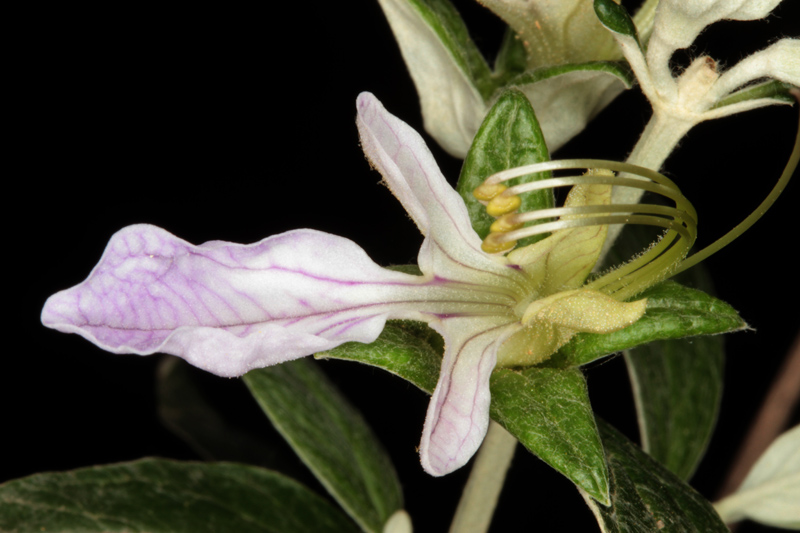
552;281;748;367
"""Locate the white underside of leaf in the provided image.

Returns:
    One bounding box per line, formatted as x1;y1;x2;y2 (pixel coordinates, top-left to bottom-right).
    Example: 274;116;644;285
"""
376;0;486;158
714;425;800;528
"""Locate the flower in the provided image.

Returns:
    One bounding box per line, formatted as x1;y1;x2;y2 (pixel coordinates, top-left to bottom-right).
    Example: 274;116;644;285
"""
42;92;649;476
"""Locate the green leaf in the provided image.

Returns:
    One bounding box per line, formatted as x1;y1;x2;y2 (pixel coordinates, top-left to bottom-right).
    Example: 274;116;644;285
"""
320;325;610;503
403;0;494;99
581;420;728;532
713;79;796;109
715;425;800;528
457;88;552;247
490;367;610;504
156;358;285;468
593;0;639;43
243;359;403;533
0;458;359;533
317;320;442;394
553;281;747;367
493;27;528;84
508;61;634;88
601;224;726;481
625;336;723;480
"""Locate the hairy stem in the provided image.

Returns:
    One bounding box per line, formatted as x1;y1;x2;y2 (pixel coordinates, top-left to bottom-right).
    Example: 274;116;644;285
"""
449;421;517;533
602;111;693;257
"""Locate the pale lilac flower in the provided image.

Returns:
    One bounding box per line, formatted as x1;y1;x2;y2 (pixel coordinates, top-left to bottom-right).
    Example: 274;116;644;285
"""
42;92;646;476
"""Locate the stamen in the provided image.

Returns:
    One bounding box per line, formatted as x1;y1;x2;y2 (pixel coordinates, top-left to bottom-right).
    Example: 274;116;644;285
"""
670;101;800;277
486;193;522;217
475;159;699;299
473;102;799;302
473;182;508;202
481;232;517;254
490;214;524;233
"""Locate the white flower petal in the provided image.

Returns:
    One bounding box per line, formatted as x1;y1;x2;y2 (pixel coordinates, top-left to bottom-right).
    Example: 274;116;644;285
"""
357;92;522;290
41;225;437;377
419;316;518;476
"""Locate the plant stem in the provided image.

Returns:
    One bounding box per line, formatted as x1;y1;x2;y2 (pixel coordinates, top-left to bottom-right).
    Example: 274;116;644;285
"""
602;111;693;257
449;421;518;533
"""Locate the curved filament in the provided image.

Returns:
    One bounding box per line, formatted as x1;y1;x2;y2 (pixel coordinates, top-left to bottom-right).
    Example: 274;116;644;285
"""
477;159;697;300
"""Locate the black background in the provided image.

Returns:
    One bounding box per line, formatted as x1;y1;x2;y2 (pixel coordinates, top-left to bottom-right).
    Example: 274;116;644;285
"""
9;1;799;531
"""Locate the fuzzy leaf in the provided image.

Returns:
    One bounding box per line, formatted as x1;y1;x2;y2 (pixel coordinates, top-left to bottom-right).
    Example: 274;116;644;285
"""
509;60;634;88
320;325;609;503
243;359;403;533
510;62;633;152
601;225;726;480
317;320;442;394
553;281;747;367
375;0;492;157
626;336;723;480
457;88;552;247
493;27;528;84
593;0;639;42
581;420;728;532
156;358;285;467
713;79;797;109
490;367;609;504
0;459;358;533
715;425;800;528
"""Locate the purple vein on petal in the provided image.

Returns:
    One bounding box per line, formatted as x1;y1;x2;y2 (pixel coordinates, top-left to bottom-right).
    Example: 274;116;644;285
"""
422;319;513;475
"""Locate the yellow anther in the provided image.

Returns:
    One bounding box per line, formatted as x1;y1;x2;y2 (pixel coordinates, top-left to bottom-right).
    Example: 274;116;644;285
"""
486;193;522;217
490;214;524;233
481;232;517;254
473;183;508;202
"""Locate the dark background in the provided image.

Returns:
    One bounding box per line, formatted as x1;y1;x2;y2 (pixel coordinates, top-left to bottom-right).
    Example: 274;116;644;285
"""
10;1;799;531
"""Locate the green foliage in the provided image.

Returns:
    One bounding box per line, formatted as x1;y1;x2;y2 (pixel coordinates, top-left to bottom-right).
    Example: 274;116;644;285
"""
713;80;797;109
317;320;442;394
583;420;729;532
0;459;358;533
490;367;609;504
457;88;553;247
403;0;495;100
320;327;610;504
715;425;800;528
507;61;634;89
156;358;283;467
554;281;746;367
602;224;728;480
244;359;403;533
626;337;723;481
593;0;639;43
